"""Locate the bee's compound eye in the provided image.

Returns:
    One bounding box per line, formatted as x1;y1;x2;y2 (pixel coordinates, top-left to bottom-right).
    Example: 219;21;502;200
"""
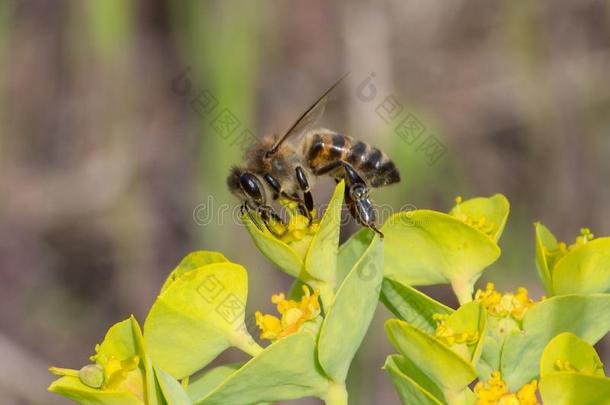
239;173;264;203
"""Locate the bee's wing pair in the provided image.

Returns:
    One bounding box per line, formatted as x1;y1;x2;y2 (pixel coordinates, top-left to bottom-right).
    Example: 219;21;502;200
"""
268;73;348;155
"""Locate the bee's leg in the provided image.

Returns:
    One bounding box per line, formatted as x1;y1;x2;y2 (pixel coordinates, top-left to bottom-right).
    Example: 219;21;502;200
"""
264;172;312;223
240;201;263;231
316;160;384;238
257;204;286;237
295;166;314;215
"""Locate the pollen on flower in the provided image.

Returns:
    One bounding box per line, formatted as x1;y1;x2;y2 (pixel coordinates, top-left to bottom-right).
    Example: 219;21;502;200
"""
271;200;319;244
50;354;141;392
474;371;540;405
450;197;496;239
542;227;595;269
432;313;479;346
474;283;536;320
91;354;140;390
255;285;321;341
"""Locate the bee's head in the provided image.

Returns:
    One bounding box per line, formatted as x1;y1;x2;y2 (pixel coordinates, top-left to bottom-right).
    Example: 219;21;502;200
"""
227;166;266;205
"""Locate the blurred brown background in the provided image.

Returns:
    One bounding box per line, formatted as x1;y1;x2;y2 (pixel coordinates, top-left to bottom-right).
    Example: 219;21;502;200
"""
1;0;609;404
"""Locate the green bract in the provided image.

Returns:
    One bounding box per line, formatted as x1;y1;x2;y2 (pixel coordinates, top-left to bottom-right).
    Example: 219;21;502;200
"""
49;184;610;405
144;256;261;379
242;181;345;295
535;222;610;295
188;331;328;404
382;194;509;303
539;333;610;404
499;293;610;390
384;299;486;404
48;317;189;405
317;233;382;382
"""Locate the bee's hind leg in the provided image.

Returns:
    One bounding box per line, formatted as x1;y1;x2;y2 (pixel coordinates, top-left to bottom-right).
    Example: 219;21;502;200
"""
337;161;384;238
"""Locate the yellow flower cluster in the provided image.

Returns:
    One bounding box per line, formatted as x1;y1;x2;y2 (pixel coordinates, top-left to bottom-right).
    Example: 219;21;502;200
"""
255;285;321;341
49;354;142;393
474;371;540;405
452;196;496;239
280;210;319;244
474;283;536;320
93;354;141;390
268;201;319;243
543;227;595;269
432;313;479;346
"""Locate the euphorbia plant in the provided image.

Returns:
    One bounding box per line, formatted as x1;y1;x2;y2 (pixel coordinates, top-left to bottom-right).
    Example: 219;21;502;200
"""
48;184;610;404
380;196;610;404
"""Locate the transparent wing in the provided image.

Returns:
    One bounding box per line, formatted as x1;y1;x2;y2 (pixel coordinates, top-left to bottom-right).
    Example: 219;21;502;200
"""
268;73;348;155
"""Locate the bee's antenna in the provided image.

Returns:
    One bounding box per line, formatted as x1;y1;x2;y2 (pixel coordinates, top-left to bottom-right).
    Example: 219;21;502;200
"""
267;73;349;157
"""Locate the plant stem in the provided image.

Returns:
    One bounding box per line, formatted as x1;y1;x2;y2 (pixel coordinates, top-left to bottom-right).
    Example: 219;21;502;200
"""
451;277;474;305
324;381;348;405
232;330;264;357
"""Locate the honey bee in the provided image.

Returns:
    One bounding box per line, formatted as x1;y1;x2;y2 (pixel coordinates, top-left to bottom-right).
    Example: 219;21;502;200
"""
227;76;400;237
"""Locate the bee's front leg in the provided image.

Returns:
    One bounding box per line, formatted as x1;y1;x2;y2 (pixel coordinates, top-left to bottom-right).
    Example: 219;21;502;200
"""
257;204;287;237
295;166;314;215
264;172;312;224
240;201;263;231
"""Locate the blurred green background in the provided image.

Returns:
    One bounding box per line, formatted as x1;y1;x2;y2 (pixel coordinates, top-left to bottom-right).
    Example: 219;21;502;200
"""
1;1;609;404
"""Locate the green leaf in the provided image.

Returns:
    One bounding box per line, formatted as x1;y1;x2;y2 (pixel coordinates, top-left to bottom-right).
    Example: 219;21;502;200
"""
380;277;453;334
96;317;140;361
49;317;152;405
383;355;444;405
317;235;383;382
501;294;610;390
540;333;605;377
385;319;477;395
144;263;257;379
553;237;610;295
161;251;229;293
191;331;329;405
187;364;242;402
155;366;192;404
304;180;344;283
382;210;500;291
48;376;144;405
337;227;375;287
440;302;487;364
477;336;501;381
539;373;610;405
242;214;305;278
534;223;610;296
131;317;163;405
534;222;557;294
448;194;510;242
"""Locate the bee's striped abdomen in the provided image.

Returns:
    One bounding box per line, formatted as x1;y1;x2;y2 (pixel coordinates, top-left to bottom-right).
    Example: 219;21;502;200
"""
304;131;400;188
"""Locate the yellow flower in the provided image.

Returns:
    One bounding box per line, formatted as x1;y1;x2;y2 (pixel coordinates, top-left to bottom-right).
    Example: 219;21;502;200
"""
474;283;536;320
255;285;321;341
432;313;479;346
474;371;540;405
49;353;143;397
276;201;319;244
542;227;594;270
451;196;497;239
90;352;141;391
